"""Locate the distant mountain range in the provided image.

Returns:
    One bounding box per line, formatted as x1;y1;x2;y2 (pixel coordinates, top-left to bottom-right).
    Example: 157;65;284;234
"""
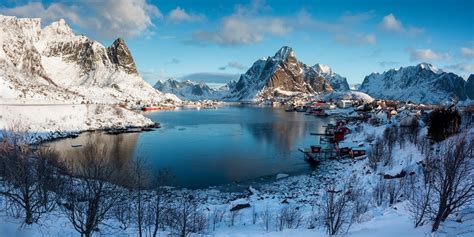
359;63;472;104
154;79;228;101
0;15;177;105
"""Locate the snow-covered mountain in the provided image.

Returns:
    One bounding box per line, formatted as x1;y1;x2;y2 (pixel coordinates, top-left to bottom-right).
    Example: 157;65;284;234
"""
154;78;225;100
0;15;177;106
313;64;350;91
359;63;468;104
226;46;351;101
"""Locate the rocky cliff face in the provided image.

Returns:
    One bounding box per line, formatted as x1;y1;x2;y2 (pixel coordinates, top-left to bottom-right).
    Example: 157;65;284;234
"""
359;63;467;104
0;15;176;105
466;74;474;100
227;46;336;101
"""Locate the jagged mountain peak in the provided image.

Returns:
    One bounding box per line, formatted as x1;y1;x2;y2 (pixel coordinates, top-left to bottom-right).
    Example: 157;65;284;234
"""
313;63;332;74
416;62;442;74
41;18;74;38
273;46;295;61
107;37;138;75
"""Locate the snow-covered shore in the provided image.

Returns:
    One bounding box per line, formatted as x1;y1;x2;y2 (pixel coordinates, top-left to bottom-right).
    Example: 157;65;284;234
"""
0;104;155;141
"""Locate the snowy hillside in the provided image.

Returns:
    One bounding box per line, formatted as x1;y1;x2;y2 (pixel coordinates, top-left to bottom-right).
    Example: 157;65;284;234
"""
225;46;349;101
154;78;226;101
359;63;468;104
0;15;178;106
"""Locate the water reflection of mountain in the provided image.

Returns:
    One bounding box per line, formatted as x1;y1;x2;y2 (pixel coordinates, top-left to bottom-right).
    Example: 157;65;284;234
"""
48;132;140;173
242;112;330;153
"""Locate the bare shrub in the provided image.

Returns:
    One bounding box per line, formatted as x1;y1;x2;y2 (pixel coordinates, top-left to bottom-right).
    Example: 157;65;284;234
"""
369;138;384;170
277;205;303;231
373;176;386;207
169;192;208;237
211;207;226;231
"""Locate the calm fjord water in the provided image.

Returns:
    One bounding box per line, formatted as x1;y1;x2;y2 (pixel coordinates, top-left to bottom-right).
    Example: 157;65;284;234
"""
49;105;332;188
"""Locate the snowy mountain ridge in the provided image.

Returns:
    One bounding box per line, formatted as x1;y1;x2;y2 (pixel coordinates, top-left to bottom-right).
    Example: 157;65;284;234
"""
0;15;178;106
154;78;227;101
226;46;349;101
359;63;469;104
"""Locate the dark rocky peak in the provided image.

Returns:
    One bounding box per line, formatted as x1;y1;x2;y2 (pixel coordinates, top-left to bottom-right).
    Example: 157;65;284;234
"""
107;38;138;75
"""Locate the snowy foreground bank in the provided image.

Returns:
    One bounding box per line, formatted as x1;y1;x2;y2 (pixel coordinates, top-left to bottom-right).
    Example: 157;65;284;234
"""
0;104;154;141
1;120;473;236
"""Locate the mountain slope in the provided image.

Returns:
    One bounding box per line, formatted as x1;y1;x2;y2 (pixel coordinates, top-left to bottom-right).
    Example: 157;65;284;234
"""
0;15;177;106
359;63;467;104
226;46;338;101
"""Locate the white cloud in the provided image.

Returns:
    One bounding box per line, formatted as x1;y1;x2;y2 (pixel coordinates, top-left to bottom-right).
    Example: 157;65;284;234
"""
219;61;246;70
0;0;161;40
461;47;474;58
380;14;403;32
360;34;377;45
379;13;424;36
168;6;204;23
445;63;474;78
193;0;290;45
409;49;450;61
379;61;399;67
164;58;180;65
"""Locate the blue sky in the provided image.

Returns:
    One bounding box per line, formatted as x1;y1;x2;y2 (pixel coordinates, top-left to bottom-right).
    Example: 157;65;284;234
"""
1;0;473;85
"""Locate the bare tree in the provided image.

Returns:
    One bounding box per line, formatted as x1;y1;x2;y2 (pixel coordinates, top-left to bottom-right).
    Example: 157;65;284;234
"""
429;134;474;232
59;142;124;237
0;125;64;224
319;182;354;235
149;169;173;237
130;156;150;237
260;204;272;232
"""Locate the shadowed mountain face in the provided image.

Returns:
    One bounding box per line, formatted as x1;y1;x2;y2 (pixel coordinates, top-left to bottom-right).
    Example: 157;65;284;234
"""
359;63;468;104
466;74;474;100
227;46;351;101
